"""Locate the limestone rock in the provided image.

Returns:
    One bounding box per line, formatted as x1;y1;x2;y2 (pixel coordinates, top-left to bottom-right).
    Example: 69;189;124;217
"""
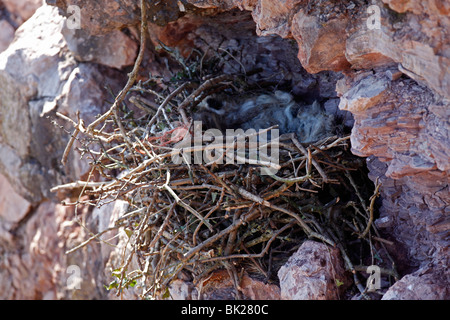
277;241;349;300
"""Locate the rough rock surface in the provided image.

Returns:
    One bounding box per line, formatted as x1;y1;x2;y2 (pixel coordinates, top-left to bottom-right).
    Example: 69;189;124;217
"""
0;5;128;204
0;0;448;300
0;198;107;299
0;5;124;299
0;5;75;204
183;0;449;98
278;241;350;300
382;267;449;300
45;0;141;35
0;19;15;52
61;27;137;70
0;174;31;246
3;0;42;25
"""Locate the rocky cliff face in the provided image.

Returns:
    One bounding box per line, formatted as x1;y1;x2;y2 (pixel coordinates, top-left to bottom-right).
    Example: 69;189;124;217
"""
0;0;448;299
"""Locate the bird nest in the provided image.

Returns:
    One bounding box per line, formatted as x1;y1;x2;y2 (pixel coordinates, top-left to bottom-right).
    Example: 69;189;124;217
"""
53;37;398;299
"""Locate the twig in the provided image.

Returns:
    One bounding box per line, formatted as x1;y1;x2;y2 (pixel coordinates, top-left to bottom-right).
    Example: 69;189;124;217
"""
61;115;85;166
290;133;329;183
345;171;368;212
148;82;189;127
193;187;225;246
178;74;235;111
148;203;175;249
183;209;260;261
50;180;108;193
198;221;295;263
235;187;335;246
65;225;120;254
161;171;214;232
267;173;311;184
359;177;382;239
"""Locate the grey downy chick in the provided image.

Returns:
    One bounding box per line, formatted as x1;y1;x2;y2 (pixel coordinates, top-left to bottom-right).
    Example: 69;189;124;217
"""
194;91;334;144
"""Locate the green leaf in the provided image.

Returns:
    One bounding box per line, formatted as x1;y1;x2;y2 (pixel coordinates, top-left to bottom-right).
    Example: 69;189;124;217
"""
104;280;119;290
335;279;344;287
128;279;137;288
112;268;122;278
124;228;133;238
162;287;170;299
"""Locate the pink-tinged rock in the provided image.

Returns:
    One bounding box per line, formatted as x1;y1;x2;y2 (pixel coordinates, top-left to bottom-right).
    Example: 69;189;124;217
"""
252;0;305;38
345;28;397;70
382;267;449;300
0;20;15;53
368;157;448;270
240;273;281;300
0;5;71;203
346;29;450;99
3;0;42;24
381;0;450;16
169;279;196;300
291;9;351;73
345;2;450;99
61;26;137;70
0;173;31;245
46;0;140;36
0;173;30;225
0;200;105;299
191;269;281;300
0;5;124;203
278;241;349;300
339;71;449;180
339;74;391;115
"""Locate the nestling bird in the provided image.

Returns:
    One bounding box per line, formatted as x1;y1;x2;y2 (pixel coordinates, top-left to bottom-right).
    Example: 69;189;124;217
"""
194;91;334;143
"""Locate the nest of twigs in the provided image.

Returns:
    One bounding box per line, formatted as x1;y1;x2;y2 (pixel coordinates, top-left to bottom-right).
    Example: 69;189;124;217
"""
53;24;398;299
